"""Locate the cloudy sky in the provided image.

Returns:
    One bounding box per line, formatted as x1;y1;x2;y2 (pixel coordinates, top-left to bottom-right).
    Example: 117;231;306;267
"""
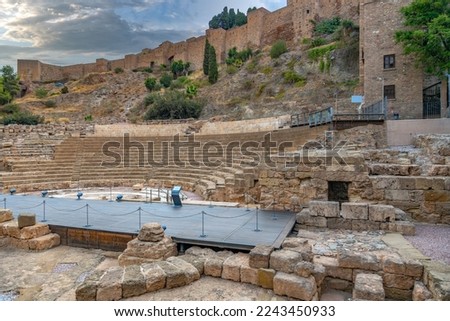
0;0;285;70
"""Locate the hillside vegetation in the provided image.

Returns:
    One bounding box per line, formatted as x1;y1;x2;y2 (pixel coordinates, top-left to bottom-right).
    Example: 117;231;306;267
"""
13;18;360;124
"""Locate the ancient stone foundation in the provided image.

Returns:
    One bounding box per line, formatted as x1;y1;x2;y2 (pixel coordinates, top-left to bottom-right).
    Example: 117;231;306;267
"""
0;209;60;251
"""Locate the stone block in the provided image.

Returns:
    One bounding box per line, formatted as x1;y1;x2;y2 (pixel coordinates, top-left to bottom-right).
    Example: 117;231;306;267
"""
273;272;317;301
119;236;177;266
204;257;224;278
383;273;415;290
312;264;326;287
296;210;327;227
76;270;104;301
184;246;217;257
382;254;405;274
96;267;124;301
309;201;339;218
338;250;381;271
2;220;20;238
249;245;273;269
294;261;315;278
313;256;353;281
258;268;276;289
178;255;205;275
18;223;50;240
394;222;416;236
403;259;423;278
341;203;368;220
270;249;303;273
240;261;259;285
384;287;412;301
369;205;395;222
167;257;200;285
122;265;147;298
0;209;13;223
18;213;36;229
324;277;353;292
353;273;384;301
282;238;313;253
351;220;381;231
9;237;29;250
138;223;165;242
142;263;166;293
28;233;60;251
222;253;249;282
155;260;188;289
327;218;352;230
412;281;433;301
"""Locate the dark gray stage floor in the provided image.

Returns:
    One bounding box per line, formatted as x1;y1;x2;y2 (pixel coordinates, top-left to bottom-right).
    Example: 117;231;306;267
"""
0;193;296;250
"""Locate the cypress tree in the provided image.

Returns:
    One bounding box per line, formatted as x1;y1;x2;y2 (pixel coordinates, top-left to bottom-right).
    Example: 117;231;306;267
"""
203;39;211;76
208;45;218;84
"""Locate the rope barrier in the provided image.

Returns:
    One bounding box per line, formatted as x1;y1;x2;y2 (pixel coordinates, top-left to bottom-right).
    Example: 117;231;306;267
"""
15;201;44;210
140;208;202;219
202;210;255;219
46;203;87;213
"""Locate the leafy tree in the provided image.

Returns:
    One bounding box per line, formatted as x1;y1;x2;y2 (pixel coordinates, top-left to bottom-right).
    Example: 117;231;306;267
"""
203;39;211;76
144;91;204;120
0;65;20;104
145;77;158;91
159;73;173;88
171;60;191;78
208;45;219;84
395;0;450;77
208;7;250;30
235;10;247;27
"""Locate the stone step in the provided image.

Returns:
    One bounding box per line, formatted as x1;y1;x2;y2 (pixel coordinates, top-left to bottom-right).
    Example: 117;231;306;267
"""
353;273;385;301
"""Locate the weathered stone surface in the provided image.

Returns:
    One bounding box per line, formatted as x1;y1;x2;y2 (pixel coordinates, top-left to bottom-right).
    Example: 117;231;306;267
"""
76;270;104;301
184;246;217;257
178;255;206;275
384;287;412;301
222;253;249;282
341;203;368;220
394;208;408;221
338;250;381;271
240;261;259;285
270;249;303;273
258;268;276;289
155;261;188;289
249;245;273;269
0;209;13;223
18;224;50;240
28;233;60;251
122;265;147;298
2;220;20;238
327;218;352;230
394;222;416;236
97;267;124;301
404;259;423;278
273;272;317;301
383;273;415;290
351;220;380;231
296;209;327;227
282;238;313;253
118;236;177;266
313;256;353;281
9;237;29;250
324;277;353;292
412;281;433;301
18;213;36;229
353;273;385;301
167;256;200;284
312;264;326;287
142;263;166;293
294;261;315;278
309;201;339;218
423;261;450;300
204;257;225;278
369;205;395;222
138;223;165;242
382;254;405;274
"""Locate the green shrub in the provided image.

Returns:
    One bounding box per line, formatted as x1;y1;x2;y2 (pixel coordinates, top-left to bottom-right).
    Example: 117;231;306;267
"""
311;37;327;48
44;100;56;108
159;73;173;88
308;44;336;62
1;110;44;125
61;86;69;94
186;84;198;98
0;103;19;114
314;17;342;35
145;77;157;91
270;40;288;59
114;67;124;74
144;91;204;120
246;60;258;73
84;114;93;122
226;65;238;75
35;87;48;99
282;70;306;86
142;67;153;73
144;93;159;107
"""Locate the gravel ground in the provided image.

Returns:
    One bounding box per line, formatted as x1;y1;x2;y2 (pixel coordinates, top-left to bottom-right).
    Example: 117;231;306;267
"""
404;223;450;265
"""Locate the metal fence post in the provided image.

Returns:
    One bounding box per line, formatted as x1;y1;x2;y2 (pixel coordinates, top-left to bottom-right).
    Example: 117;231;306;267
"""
200;211;207;238
41;200;47;222
84;204;91;227
254;207;261;232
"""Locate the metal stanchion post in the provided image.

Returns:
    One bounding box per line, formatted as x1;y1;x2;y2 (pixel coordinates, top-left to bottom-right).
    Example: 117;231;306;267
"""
137;207;142;232
3;198;6;209
200;211;207;238
150;189;153;203
41;200;47;222
254;207;261;232
84;204;92;227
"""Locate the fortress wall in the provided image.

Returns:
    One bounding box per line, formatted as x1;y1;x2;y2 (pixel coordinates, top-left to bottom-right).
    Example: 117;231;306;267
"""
110;58;126;70
17;60;41;82
206;28;227;63
225;24;249;53
125;54;138;70
95;59;110;73
83;62;99;75
60;64;85;81
246;8;269;48
186;36;206;70
39;62;64;82
261;7;294;47
167;41;188;63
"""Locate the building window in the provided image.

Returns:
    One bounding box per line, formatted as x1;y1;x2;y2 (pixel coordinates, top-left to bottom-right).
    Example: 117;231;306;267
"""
384;85;396;100
384;54;395;69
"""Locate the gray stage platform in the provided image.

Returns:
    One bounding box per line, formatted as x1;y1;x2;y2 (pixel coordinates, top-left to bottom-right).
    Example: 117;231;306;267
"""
1;193;296;250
